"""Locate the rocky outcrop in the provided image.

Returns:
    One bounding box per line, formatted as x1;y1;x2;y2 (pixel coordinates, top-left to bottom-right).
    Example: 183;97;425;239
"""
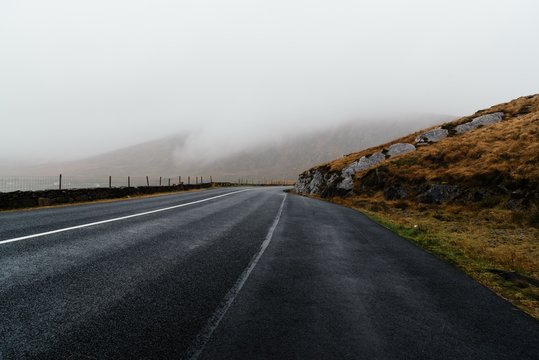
293;95;539;212
295;169;325;194
295;110;510;199
295;149;406;195
415;128;448;144
295;152;386;195
295;143;419;196
336;152;386;192
295;169;346;196
295;161;537;208
386;143;416;157
455;112;503;134
306;170;325;194
342;152;385;177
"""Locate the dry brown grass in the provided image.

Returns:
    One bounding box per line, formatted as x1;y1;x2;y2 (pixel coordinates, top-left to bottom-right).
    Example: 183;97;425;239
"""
384;111;539;184
321;94;539;181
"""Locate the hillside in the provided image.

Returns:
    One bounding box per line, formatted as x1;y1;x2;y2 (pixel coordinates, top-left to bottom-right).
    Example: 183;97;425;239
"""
6;115;446;182
294;94;539;319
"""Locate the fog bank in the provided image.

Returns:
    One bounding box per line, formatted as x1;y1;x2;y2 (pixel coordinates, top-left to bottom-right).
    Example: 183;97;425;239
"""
1;0;537;163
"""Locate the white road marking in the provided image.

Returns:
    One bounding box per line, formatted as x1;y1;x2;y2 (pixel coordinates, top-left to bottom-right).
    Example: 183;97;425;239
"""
0;189;252;246
183;193;287;360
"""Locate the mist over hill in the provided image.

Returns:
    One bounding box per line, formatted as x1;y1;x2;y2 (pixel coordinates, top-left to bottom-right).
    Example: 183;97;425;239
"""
3;115;449;181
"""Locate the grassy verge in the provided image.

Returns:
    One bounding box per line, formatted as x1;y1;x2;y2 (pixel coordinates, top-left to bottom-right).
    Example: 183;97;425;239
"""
326;196;539;320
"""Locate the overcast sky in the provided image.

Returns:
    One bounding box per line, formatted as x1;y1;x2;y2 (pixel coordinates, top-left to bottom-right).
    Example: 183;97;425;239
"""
1;0;538;162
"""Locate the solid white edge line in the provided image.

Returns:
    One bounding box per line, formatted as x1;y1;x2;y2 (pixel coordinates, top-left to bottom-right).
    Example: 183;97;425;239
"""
0;189;252;246
183;193;287;360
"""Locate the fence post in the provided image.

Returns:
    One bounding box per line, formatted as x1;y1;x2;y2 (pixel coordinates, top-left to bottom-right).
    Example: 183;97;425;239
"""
210;176;213;184
201;176;204;184
168;178;171;186
159;176;162;186
146;176;149;186
109;176;112;188
59;174;62;190
128;176;131;187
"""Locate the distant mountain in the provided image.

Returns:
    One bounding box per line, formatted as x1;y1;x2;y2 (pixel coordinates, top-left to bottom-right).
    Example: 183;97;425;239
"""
4;115;450;182
183;116;449;182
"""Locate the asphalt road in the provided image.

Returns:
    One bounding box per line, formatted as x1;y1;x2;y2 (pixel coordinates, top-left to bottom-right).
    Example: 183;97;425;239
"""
0;187;537;359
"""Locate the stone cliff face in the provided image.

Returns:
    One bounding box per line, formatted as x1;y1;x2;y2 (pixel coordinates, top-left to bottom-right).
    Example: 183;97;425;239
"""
295;141;417;196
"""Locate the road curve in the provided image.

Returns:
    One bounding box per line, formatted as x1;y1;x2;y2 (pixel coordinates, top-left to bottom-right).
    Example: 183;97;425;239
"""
0;187;537;359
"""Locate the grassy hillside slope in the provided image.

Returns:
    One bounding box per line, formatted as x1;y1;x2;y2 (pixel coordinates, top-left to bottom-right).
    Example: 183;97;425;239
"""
295;94;539;319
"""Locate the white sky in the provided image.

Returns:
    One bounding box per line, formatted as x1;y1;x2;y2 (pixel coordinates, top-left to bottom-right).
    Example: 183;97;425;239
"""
1;0;538;162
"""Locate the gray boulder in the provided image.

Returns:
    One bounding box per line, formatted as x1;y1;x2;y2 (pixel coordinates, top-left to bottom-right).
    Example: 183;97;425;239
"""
326;173;339;186
297;169;338;195
455;112;504;134
294;177;308;193
294;173;308;193
295;171;316;194
335;152;386;193
415;128;448;144
307;170;324;194
342;152;385;177
337;176;354;191
387;143;416;157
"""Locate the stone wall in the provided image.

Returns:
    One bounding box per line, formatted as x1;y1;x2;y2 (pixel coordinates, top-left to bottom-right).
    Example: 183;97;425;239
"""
0;183;221;210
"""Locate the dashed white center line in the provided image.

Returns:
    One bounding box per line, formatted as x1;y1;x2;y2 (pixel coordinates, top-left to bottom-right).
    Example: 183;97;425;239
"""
183;193;287;360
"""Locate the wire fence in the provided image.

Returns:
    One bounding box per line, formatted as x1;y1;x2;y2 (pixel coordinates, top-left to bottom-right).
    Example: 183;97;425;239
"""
0;175;294;193
0;175;215;193
0;176;61;192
